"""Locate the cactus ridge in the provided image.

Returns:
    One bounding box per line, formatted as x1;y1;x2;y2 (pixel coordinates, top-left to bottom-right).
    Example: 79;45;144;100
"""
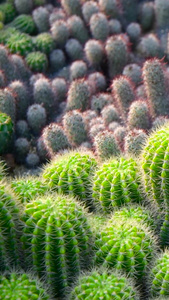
92;157;143;213
21;194;93;297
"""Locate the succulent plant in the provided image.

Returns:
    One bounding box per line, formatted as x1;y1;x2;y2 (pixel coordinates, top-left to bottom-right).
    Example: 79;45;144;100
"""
21;194;93;297
155;0;169;30
65;38;83;61
51;19;69;48
33;77;55;114
89;12;109;42
0;2;16;23
25;51;48;73
70;60;87;81
27;104;47;135
82;1;99;24
92;157;143;213
94;130;121;160
14;0;33;14
137;34;161;59
42;151;97;208
35;33;54;55
70;268;139;300
14;137;30;163
84;39;104;69
0;88;16;123
99;0;119;19
10;14;36;34
0;272;49;299
66;79;90;112
127;100;151;130
61;0;82;17
32;6;49;33
138;2;155;32
51;78;67;103
120;0;138;25
67;15;89;45
124;129;147;156
6;32;33;56
123;64;142;86
49;49;66;72
0;112;14;155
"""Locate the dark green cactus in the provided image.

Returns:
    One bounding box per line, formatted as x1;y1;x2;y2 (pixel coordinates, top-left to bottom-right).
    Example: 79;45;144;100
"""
35;32;54;55
0;272;49;299
25;51;48;73
10;14;36;34
21;194;93;297
0;112;13;155
92;157;143;213
70;268;139;300
42;151;97;208
6;32;33;56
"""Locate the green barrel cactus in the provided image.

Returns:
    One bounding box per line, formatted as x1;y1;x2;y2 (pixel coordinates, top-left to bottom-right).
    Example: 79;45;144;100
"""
25;51;48;72
150;250;169;297
141;123;169;208
94;219;157;279
42;151;97;208
92;157;143;213
21;194;93;297
70;269;139;300
0;182;22;271
35;32;54;55
11;176;48;203
10;14;36;34
0;112;13;155
0;3;16;24
0;272;49;299
6;32;33;56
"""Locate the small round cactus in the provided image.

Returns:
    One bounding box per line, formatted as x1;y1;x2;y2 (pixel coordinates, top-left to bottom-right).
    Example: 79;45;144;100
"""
0;272;49;299
94;130;121;160
0;112;13;155
123;64;142;86
14;0;33;14
33;77;55;114
26;152;40;168
126;22;141;46
51;78;67;103
127;100;151;130
70;60;87;81
21;194;93;297
11;14;36;34
51;19;69;48
101;104;120;126
65;38;83;61
14;137;30;163
32;7;49;33
66;78;90;112
10;53;31;82
67;15;89;45
84;39;104;69
6;32;33;56
109;19;122;34
120;0;138;25
94;219;157;279
88;72;106;95
16;120;29;138
42;123;70;157
70;269;139;300
27;104;47;135
25;51;48;73
63;110;88;146
89;12;109;42
92;157;143;213
49;49;66;72
42;151;97;207
0;3;16;23
82;1;99;24
35;33;54;55
137;34;161;59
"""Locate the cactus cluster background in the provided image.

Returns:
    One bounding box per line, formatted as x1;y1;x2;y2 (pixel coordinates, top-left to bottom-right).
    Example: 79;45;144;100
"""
1;0;169;299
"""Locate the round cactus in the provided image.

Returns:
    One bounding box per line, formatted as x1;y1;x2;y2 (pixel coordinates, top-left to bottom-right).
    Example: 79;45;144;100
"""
94;130;121;160
88;72;106;95
27;104;47;135
0;182;22;271
123;63;142;86
14;0;33;14
120;0;138;25
89;12;109;42
11;176;48;203
25;152;40;168
127;100;151;130
0;45;16;83
14;137;30;163
16;120;29;138
6;32;33;56
94;219;157;279
33;78;55;114
70;269;139;300
126;22;141;46
65;38;83;61
67;15;89;45
51;78;67;103
90;93;112;114
42;123;70;157
61;0;82;17
49;49;66;72
0;3;16;23
25;52;48;73
0;272;49;299
82;1;99;24
66;79;90;112
42;151;97;207
10;53;31;82
11;14;36;34
101;104;120;126
84;39;104;69
32;7;49;33
142;58;169;118
0;112;13;155
21;194;93;297
124;129;147;156
35;33;54;55
99;0;119;18
92;157;143;213
137;34;161;59
109;19;122;34
63;110;88;146
51;19;69;48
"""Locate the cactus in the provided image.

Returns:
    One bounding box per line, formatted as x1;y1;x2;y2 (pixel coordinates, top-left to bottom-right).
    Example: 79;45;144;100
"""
0;272;49;299
155;0;169;30
10;14;36;34
26;152;40;168
126;22;141;46
94;219;157;279
120;0;138;25
25;51;48;73
82;1;99;24
33;78;55;114
0;3;16;23
35;33;54;55
109;19;122;35
66;79;90;112
14;0;33;14
49;49;66;72
9;80;30;120
123;63;142;86
113;125;126;150
151;116;169;131
14;137;30;163
27;104;47;135
0;112;14;155
65;38;83;61
150;250;169;297
88;72;106;95
11;176;48;203
0;88;16;123
0;45;16;83
99;0;119;19
124;129;147;156
137;34;161;59
61;0;82;17
6;32;33;56
63;110;88;146
84;39;104;69
51;78;67;103
42;151;97;207
21;194;93;297
89;123;106;139
92;157;143;213
142;58;169;118
94;130;121;160
89;12;109;42
42;123;70;157
105;34;129;79
138;2;155;32
67;15;89;45
32;7;49;33
49;8;66;26
112;75;135;118
101;104;120;126
10;53;31;82
70;60;87;81
70;269;139;300
0;182;22;271
16;120;29;138
127;100;151;130
51;20;69;48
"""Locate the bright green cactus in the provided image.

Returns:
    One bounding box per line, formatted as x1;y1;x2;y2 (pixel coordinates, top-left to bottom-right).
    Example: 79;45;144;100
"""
6;32;33;56
21;194;93;298
0;3;16;24
0;182;22;271
11;176;48;203
35;33;54;55
70;268;139;300
92;157;143;213
0;112;13;155
141;123;169;209
0;160;6;180
94;219;157;279
150;250;169;298
25;51;48;72
10;14;36;34
0;272;49;299
42;151;97;209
